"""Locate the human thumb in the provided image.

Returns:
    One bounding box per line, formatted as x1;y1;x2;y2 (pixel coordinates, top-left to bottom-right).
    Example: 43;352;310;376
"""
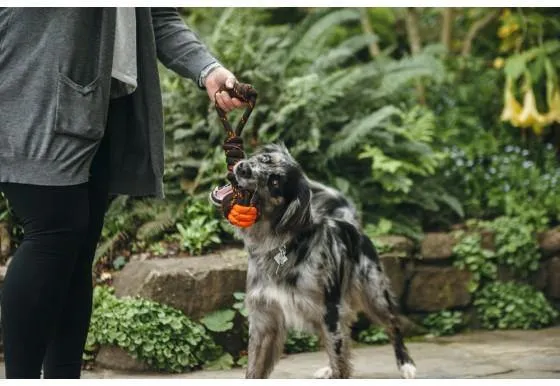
225;77;236;89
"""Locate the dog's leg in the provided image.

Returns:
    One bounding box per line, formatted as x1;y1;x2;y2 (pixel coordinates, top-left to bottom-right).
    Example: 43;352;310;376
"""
315;284;352;379
360;280;416;378
315;321;352;379
245;306;286;379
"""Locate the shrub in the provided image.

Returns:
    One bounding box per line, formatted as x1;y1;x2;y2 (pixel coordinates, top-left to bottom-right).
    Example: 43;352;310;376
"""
474;282;558;330
422;310;465;336
356;325;390;345
85;286;221;373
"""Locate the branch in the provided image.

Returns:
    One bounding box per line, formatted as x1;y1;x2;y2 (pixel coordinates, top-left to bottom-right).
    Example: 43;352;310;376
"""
359;8;380;58
461;10;500;57
404;7;426;105
405;7;422;55
441;8;454;52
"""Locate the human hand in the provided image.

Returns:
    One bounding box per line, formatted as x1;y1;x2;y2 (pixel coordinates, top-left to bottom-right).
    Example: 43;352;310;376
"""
205;67;245;112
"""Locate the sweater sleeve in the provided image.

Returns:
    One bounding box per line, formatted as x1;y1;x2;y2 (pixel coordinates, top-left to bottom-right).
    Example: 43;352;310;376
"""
150;7;218;85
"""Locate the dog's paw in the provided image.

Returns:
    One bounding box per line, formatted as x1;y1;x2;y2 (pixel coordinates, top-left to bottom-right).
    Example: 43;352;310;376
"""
313;366;333;379
400;363;416;379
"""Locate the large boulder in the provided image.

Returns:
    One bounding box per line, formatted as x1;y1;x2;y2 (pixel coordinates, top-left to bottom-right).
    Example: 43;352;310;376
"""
373;235;415;257
112;248;248;320
538;229;560;257
95;345;148;372
420;232;457;260
406;266;472;312
379;254;406;302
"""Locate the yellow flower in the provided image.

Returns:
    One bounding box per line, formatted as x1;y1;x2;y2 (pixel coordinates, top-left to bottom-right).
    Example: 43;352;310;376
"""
498;25;511;39
545;88;560;124
493;57;505;69
517;87;547;134
500;77;523;126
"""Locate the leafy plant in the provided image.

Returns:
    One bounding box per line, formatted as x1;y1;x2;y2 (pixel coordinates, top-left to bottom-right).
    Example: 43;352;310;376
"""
172;198;224;255
441;144;560;225
483;216;541;278
422;310;465;336
356;325;390;345
284;330;320;354
85;286;221;373
201;309;236;333
474;282;558;330
157;8;455;240
452;232;497;293
200;292;249;368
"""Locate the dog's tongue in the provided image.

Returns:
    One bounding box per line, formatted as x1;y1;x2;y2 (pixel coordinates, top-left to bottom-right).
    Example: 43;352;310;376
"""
210;184;234;206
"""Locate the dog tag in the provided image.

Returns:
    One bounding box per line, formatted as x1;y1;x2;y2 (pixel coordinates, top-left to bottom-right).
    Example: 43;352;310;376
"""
274;245;287;274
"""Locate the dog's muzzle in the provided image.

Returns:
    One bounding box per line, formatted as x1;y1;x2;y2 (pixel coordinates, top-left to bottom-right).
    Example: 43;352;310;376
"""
235;160;253;179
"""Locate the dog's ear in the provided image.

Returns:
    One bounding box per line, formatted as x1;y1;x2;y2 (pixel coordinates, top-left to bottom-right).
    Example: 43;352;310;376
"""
276;177;312;232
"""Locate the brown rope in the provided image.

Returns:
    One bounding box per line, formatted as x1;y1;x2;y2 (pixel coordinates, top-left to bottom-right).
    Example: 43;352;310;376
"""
214;81;258;207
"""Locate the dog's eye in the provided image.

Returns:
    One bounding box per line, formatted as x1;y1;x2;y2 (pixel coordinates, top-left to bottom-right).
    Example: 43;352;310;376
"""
269;175;282;188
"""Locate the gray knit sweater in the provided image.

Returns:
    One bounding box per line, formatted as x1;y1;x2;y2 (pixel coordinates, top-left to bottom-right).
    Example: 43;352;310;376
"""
0;8;217;198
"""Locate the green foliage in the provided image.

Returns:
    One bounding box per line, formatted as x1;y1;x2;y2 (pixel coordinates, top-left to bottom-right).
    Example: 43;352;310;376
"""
85;286;221;373
474;282;558;330
284;330;320;354
356;325;390;345
452;216;557;332
232;291;249;317
453;215;544;292
484;216;541;278
441;144;560;225
156;8;456;240
452;232;497;293
422;310;465;336
173;197;223;255
201;310;236;333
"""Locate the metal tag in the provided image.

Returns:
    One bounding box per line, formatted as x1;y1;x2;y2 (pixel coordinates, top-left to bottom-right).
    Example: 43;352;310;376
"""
274;245;288;274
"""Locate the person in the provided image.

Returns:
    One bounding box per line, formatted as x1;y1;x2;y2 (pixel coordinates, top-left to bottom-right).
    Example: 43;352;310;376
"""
0;7;251;379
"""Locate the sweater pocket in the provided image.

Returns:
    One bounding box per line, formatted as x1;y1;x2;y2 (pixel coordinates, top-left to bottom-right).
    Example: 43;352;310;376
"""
54;73;105;141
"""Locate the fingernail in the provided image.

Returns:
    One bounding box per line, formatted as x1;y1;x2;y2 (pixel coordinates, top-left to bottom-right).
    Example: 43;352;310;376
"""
225;78;234;88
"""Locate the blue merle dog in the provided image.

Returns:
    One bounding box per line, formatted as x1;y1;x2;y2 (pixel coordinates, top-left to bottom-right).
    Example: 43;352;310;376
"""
230;143;416;379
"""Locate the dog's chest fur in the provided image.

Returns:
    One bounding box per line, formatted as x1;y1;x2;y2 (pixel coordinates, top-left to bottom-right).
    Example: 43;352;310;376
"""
244;239;326;331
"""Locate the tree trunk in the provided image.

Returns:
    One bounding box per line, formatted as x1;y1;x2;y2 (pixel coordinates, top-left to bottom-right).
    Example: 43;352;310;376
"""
404;7;426;105
441;8;454;52
461;10;499;57
359;8;380;58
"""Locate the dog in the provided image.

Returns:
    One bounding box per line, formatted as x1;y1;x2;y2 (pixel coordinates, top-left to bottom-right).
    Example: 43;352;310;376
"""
230;143;416;379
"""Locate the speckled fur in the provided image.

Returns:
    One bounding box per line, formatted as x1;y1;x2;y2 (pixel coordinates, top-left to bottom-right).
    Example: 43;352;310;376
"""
231;143;415;379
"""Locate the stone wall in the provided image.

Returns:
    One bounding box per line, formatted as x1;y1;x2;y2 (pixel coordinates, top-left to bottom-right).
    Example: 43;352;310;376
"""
376;229;560;318
109;228;560;325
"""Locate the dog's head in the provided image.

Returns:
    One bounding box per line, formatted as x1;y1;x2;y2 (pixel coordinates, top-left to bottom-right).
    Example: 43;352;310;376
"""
233;143;312;233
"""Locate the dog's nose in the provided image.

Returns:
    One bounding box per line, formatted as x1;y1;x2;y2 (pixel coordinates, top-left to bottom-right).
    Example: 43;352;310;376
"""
237;161;252;178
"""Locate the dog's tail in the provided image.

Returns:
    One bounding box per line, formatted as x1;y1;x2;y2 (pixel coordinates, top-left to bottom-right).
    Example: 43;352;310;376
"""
357;235;416;379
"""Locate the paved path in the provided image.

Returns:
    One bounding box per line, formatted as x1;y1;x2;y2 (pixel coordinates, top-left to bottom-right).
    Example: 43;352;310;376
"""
84;327;560;379
2;328;559;378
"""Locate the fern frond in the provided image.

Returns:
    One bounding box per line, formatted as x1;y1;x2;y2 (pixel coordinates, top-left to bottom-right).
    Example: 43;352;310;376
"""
93;231;128;267
327;105;400;158
376;54;445;97
287;8;360;66
136;212;176;241
311;33;379;72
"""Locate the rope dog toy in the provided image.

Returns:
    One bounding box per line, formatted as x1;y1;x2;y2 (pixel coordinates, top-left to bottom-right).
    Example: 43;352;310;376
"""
214;81;259;228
